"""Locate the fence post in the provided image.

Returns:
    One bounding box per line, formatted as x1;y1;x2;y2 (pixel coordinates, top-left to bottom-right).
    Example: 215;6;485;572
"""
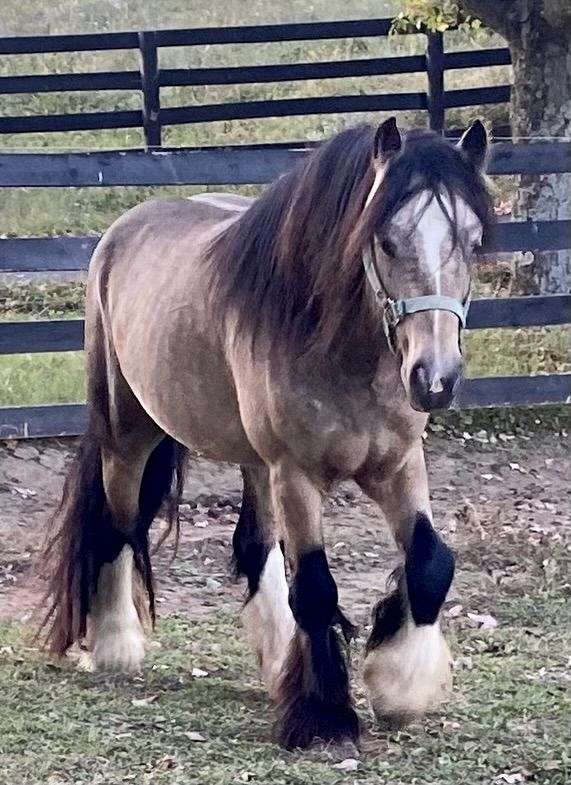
138;31;161;149
426;30;445;134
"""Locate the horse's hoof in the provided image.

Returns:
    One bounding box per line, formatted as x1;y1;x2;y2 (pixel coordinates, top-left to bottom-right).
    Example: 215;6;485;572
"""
274;694;360;750
92;623;146;673
363;620;452;726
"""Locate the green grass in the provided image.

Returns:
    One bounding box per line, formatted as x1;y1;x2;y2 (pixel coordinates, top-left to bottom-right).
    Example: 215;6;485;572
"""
1;591;569;785
0;353;85;406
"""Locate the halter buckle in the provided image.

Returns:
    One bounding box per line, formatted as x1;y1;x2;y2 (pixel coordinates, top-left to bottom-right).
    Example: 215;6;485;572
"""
383;298;402;330
382;299;401;355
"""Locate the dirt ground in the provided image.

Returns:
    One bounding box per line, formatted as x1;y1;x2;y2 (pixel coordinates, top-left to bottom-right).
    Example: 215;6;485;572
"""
0;430;569;629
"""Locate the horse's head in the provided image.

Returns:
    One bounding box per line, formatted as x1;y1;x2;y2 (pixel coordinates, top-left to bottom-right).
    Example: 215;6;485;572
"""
361;119;491;412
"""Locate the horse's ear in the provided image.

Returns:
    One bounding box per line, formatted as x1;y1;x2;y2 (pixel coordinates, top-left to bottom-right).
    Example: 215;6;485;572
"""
373;117;401;169
458;119;488;170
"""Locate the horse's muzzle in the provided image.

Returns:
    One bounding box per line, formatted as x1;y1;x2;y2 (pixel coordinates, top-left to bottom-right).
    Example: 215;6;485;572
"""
409;360;463;412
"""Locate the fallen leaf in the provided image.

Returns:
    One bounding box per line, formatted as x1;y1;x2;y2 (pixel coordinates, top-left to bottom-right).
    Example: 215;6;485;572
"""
131;695;158;707
467;612;498;629
333;758;359;772
446;604;463;618
493;771;529;784
184;731;206;742
191;667;208;678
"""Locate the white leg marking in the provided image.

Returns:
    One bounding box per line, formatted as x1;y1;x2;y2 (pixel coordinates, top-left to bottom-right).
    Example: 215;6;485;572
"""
363;617;452;722
242;544;295;698
91;545;146;672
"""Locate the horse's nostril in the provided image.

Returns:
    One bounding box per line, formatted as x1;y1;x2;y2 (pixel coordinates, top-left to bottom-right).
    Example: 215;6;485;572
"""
409;361;463;413
411;362;429;388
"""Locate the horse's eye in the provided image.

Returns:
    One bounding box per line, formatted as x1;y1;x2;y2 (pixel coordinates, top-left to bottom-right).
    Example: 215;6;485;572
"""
381;239;396;258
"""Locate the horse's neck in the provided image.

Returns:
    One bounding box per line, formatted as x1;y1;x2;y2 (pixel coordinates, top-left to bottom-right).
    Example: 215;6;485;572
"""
329;314;396;385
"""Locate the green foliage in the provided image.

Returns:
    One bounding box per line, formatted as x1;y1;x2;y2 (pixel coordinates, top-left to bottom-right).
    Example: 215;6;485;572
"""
392;1;484;33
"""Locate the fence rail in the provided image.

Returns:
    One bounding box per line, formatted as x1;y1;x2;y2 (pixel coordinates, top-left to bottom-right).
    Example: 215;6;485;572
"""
1;370;570;440
0;19;512;144
2;220;570;274
1;140;569;191
1;296;570;357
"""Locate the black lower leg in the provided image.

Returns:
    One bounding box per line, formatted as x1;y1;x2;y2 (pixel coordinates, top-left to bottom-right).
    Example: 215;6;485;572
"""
406;513;455;625
232;489;270;600
366;513;454;650
275;549;359;749
232;468;276;600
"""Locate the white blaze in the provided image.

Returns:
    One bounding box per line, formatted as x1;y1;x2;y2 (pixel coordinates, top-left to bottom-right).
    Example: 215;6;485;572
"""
415;194;450;377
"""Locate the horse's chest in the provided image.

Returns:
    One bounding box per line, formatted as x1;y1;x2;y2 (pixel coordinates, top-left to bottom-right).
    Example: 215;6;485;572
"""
271;390;376;477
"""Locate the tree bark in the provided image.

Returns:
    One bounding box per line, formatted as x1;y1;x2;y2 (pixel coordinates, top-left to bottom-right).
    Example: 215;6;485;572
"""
462;0;571;294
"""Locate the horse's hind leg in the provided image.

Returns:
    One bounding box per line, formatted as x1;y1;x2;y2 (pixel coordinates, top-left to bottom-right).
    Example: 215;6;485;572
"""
89;433;161;671
233;465;294;698
42;306;184;672
357;443;454;725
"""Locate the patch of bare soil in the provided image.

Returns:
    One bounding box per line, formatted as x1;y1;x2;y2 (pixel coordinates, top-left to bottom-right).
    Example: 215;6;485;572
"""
0;431;569;628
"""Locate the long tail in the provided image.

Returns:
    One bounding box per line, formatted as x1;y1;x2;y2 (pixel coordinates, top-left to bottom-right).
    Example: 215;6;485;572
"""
39;428;187;654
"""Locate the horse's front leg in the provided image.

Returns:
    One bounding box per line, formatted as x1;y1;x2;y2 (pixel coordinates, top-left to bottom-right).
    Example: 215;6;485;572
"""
269;459;359;750
357;443;455;726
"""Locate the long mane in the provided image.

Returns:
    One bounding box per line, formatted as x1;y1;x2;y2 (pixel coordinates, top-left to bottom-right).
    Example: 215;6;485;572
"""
206;125;492;356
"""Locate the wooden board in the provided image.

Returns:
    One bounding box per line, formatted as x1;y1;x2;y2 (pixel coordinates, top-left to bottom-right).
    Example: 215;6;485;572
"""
2;373;569;439
0;404;87;439
0;19;397;55
454;374;571;409
1;142;568;187
0;296;569;355
2;221;569;274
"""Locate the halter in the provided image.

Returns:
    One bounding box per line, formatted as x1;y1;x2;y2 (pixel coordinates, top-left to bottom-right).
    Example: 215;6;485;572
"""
362;172;471;355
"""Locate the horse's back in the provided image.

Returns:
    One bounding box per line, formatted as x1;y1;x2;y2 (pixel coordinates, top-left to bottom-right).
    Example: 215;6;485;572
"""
88;193;254;299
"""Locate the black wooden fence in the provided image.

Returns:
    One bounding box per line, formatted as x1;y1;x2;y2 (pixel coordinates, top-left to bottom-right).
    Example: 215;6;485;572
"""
0;20;570;438
0;18;512;145
1;139;570;438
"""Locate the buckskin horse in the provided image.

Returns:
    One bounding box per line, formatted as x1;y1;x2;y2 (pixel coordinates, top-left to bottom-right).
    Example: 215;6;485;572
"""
42;118;492;749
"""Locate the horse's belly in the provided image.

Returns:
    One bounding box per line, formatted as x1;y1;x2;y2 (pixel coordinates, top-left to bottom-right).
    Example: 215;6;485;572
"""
120;338;261;464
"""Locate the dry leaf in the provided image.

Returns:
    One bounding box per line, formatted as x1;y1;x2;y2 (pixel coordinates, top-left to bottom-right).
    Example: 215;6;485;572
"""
131;695;158;707
333;758;360;772
184;731;206;742
467;612;498;629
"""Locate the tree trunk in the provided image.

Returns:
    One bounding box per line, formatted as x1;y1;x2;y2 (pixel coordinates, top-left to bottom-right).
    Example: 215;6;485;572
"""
508;3;571;294
462;1;571;294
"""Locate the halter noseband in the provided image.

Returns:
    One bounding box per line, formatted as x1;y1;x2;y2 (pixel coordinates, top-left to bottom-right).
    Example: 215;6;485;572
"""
362;174;471;355
362;245;470;354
